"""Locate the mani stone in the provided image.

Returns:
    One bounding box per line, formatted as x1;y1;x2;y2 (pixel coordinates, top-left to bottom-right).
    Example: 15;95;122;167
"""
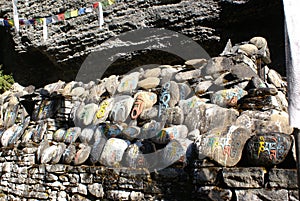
196;125;251;167
117;72;140;94
99;138;128;167
246;133;292;167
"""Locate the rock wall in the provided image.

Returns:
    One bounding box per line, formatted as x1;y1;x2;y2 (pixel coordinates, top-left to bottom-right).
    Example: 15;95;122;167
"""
0;150;298;200
0;0;284;87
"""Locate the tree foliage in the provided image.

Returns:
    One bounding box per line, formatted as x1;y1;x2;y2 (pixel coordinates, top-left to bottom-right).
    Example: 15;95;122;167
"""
0;65;14;94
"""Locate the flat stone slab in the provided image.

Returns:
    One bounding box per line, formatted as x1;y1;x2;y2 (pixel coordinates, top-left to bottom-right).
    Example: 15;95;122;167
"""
223;167;265;188
268;168;298;189
235;189;288;201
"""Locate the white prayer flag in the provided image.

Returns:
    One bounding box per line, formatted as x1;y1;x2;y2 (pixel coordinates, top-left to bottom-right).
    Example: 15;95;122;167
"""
98;2;104;30
283;0;300;128
12;0;19;32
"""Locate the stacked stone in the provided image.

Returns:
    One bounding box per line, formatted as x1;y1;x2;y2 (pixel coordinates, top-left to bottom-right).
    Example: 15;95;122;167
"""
0;36;293;170
0;36;296;200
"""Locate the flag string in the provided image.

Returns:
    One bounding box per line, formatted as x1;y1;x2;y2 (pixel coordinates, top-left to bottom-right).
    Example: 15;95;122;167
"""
0;0;115;28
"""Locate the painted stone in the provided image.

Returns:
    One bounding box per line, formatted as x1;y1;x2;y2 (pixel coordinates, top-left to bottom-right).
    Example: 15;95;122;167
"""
74;143;92;165
75;103;98;127
131;91;157;120
53;128;66;142
97;123;122;139
202;104;239;134
246;133;292;167
122;144;147;168
109;95;134;123
196;126;251;167
211;87;247;108
104;75;119;95
177;83;192;100
51;143;67;164
117;72;140;94
93;97;114;124
99;138;128;167
61;144;76;164
178;96;206;115
63;127;81;144
151;125;188;144
41;145;57;164
89;126;107;164
79;126;96;144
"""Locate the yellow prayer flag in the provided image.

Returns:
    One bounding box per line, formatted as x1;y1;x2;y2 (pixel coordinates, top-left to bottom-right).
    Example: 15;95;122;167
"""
108;0;115;5
70;9;78;17
8;19;14;26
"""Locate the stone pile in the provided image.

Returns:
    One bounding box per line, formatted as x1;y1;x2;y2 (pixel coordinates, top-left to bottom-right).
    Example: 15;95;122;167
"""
0;36;293;172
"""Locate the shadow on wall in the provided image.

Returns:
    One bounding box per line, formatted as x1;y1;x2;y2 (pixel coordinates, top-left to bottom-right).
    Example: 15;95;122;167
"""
0;0;285;87
0;28;65;88
217;0;285;75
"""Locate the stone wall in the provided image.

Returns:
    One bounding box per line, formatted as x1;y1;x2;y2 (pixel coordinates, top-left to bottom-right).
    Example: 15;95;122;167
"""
0;0;284;87
0;148;297;200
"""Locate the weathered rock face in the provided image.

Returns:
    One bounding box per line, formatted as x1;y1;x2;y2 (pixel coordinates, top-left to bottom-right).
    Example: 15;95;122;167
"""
0;0;284;87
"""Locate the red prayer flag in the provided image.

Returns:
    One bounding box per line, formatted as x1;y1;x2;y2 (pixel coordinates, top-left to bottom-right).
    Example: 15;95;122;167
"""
93;2;99;8
57;13;65;21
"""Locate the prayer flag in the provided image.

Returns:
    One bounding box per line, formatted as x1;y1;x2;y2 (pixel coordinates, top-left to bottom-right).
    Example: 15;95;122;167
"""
108;0;115;5
70;9;78;17
52;15;59;23
85;7;93;13
64;11;71;19
93;2;99;8
46;16;52;25
78;8;85;15
8;19;14;26
57;13;65;21
0;19;4;26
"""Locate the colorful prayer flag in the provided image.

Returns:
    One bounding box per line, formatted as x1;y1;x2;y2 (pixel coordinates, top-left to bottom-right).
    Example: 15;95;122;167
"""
4;19;10;27
8;19;14;26
64;11;71;19
85;7;93;13
108;0;115;5
52;15;59;23
36;18;43;24
93;2;99;8
70;9;78;17
78;8;86;15
57;13;65;21
46;16;52;25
